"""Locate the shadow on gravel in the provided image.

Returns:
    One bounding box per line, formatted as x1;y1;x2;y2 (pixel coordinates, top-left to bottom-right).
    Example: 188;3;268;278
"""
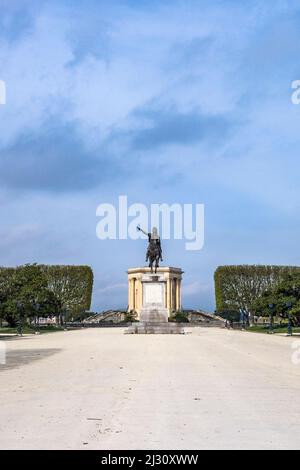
0;348;61;371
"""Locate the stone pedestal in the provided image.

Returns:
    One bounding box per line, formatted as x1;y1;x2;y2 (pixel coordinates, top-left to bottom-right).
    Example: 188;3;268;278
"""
126;272;184;334
127;267;183;318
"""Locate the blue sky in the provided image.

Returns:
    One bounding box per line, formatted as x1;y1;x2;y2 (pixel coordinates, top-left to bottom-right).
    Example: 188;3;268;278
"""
0;0;300;311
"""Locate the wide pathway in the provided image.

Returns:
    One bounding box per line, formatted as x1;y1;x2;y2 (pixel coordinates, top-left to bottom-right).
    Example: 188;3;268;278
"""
0;327;300;449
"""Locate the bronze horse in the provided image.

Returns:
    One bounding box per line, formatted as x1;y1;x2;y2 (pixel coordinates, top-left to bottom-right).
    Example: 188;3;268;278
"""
146;238;162;273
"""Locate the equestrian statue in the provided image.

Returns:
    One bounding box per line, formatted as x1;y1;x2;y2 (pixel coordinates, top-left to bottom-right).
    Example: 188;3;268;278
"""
137;226;163;273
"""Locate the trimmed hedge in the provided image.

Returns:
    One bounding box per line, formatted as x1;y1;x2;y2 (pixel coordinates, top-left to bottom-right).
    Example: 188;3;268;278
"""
214;265;300;316
0;264;93;315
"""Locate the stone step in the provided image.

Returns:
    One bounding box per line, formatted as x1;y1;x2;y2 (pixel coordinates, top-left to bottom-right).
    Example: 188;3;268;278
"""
125;322;185;334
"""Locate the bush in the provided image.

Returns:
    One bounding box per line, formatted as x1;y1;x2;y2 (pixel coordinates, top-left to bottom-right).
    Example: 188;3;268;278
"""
124;311;138;322
170;311;189;323
217;310;240;322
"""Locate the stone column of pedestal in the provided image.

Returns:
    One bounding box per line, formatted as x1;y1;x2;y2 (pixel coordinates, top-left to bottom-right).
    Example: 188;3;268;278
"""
164;279;168;309
165;277;170;311
173;278;177;311
137;278;142;315
178;278;182;311
132;278;136;311
129;278;135;312
128;278;131;310
169;277;173;312
176;278;181;311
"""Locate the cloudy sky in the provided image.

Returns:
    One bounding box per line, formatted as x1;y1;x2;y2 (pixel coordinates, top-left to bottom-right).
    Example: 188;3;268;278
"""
0;0;300;312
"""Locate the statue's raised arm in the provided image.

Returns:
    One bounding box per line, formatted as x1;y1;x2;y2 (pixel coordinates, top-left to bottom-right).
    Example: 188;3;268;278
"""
136;226;148;237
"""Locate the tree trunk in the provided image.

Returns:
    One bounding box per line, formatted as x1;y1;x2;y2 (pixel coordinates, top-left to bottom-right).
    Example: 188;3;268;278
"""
248;310;254;327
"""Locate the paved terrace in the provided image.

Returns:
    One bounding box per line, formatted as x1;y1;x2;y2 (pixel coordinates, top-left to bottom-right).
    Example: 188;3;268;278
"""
0;327;299;450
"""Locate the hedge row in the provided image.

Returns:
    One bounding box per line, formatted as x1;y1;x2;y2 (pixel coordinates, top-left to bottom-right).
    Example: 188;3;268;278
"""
0;264;93;315
214;265;300;315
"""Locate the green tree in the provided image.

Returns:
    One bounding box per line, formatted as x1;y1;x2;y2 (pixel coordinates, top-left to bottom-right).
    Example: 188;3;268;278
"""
253;273;300;325
0;264;94;327
41;265;93;324
0;264;55;326
0;267;16;325
214;265;300;326
3;264;57;326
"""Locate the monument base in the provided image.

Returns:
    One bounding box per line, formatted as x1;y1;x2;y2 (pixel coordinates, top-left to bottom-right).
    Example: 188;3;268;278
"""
126;305;185;334
126;320;184;334
127;267;183;316
125;272;185;334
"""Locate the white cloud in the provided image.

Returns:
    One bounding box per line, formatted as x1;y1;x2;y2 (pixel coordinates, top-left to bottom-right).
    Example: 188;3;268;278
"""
1;0;300;311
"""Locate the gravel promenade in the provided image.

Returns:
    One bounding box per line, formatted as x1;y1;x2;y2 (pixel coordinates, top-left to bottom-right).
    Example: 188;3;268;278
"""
0;327;300;450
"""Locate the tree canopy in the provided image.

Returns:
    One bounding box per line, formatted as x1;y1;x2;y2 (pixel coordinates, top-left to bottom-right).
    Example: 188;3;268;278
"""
0;264;93;326
253;273;300;324
214;265;300;325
